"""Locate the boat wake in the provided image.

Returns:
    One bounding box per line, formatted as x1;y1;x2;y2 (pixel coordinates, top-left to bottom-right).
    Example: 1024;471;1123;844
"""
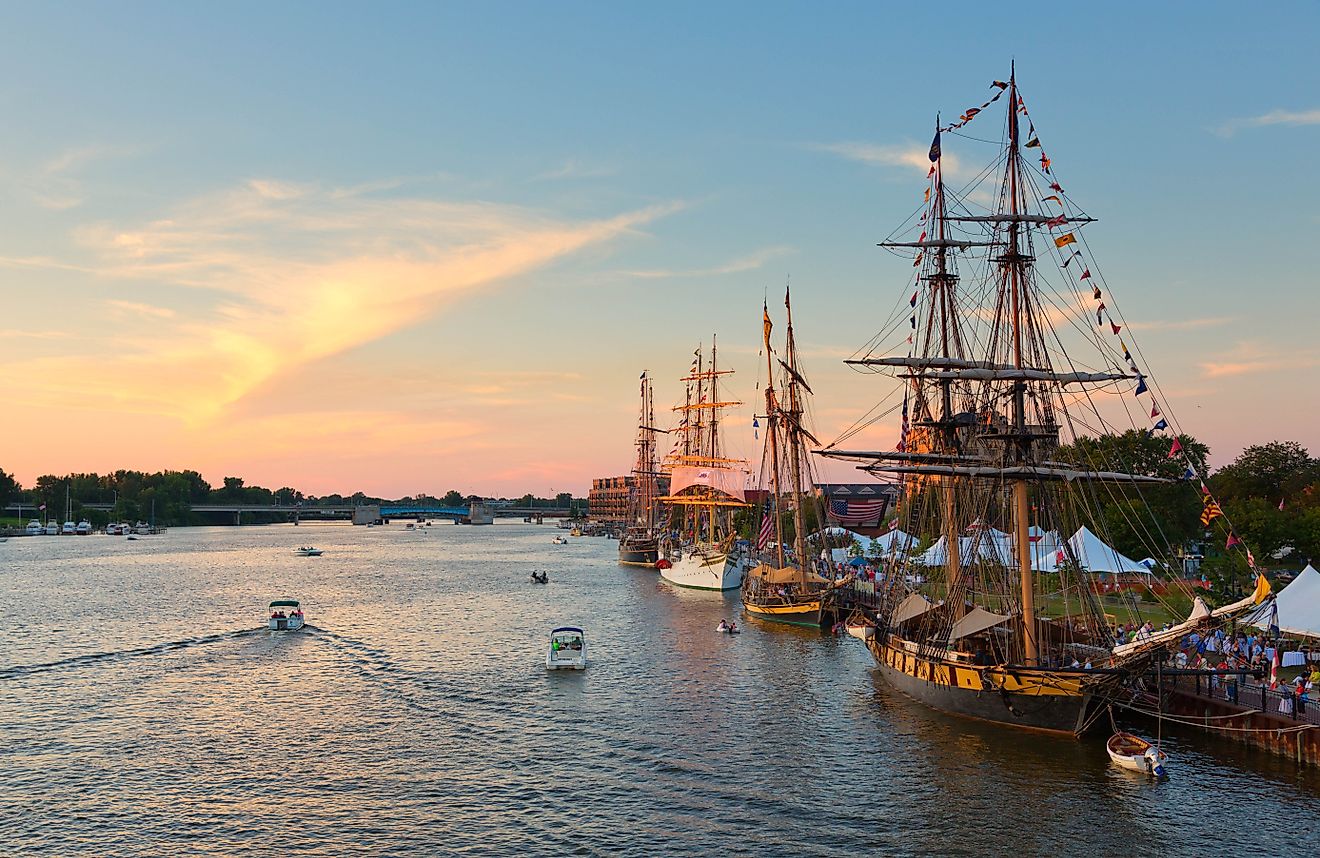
0;628;266;681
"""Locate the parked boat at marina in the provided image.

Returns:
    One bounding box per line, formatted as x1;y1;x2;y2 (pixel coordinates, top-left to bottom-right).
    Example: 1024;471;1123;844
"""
25;519;42;536
657;337;751;591
742;290;848;628
818;68;1270;736
76;520;92;535
618;370;662;568
1107;732;1168;777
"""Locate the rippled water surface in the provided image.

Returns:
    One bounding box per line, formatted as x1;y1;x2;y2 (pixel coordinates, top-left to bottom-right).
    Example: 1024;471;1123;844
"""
3;522;1318;855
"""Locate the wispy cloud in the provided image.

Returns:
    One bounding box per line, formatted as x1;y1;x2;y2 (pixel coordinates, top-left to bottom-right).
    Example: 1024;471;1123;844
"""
620;245;793;279
535;160;617;181
811;142;960;177
105;299;176;320
1127;316;1234;331
23;143;143;210
1216;108;1320;137
1198;340;1320;377
4;180;676;423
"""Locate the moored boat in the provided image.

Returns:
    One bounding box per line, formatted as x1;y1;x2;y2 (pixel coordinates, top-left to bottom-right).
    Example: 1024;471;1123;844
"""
1107;732;1168;777
76;520;92;535
293;546;323;556
657;337;752;592
268;599;305;631
619;371;663;568
25;519;42;536
816;68;1271;736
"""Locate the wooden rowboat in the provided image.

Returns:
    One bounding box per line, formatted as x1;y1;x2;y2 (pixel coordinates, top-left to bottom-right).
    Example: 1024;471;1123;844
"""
1106;732;1168;776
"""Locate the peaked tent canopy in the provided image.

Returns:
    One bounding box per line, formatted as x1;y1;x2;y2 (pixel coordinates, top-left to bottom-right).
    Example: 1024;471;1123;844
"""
1254;564;1320;639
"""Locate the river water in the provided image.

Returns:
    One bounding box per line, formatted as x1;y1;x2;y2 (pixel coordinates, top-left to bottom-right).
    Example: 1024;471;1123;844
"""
2;522;1318;855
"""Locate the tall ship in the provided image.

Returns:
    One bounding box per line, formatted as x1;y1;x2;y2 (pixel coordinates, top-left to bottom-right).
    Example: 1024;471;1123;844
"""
742;291;849;627
618;371;662;567
820;68;1271;735
657;338;752;590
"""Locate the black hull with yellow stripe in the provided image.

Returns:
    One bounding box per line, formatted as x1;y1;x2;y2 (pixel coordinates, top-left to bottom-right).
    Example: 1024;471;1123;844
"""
743;598;834;629
870;636;1103;736
618;537;659;568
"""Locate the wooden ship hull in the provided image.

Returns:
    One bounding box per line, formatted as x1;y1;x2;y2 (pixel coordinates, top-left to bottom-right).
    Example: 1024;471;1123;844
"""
869;636;1105;735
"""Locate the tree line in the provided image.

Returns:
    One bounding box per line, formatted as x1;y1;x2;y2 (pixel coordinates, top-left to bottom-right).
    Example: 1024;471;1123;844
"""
0;468;583;528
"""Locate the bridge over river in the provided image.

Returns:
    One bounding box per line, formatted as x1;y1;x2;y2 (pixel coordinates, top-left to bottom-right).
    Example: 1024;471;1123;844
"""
5;502;574;526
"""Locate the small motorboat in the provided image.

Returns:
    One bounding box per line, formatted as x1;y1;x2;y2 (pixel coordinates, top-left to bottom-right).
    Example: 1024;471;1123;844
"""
551;536;568;545
716;620;741;634
268;599;306;631
570;528;583;537
530;571;549;584
293;546;323;557
1107;732;1168;777
546;627;586;670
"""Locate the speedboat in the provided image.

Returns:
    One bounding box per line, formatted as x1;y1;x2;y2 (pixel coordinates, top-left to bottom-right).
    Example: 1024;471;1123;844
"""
546;627;586;670
1107;732;1168;777
44;522;59;535
25;519;42;536
61;521;76;535
293;546;323;557
268;599;306;631
76;520;92;535
530;571;549;584
105;523;123;536
551;536;568;545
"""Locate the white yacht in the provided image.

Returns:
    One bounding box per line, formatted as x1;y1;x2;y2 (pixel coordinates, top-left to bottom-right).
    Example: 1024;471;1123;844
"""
658;546;749;591
76;520;92;535
61;521;76;535
546;627;586;670
25;519;42;536
293;546;323;557
44;522;59;535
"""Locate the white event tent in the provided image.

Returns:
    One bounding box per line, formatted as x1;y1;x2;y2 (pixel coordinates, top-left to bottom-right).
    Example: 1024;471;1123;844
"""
1255;564;1320;639
829;527;918;563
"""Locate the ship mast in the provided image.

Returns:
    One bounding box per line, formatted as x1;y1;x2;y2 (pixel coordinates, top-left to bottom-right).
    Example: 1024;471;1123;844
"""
762;304;786;569
633;372;657;531
783;290;810;580
1004;67;1039;664
930;120;963;612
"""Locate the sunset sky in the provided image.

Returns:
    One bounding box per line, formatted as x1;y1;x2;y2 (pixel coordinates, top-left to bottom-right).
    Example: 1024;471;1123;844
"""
2;3;1318;497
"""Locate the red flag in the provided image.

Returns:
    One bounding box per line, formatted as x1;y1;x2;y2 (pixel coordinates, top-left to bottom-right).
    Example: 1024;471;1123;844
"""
927;164;935;178
1247;548;1257;568
1151;404;1160;418
1079;268;1091;280
1046;215;1067;229
1049;182;1063;193
918;230;927;243
1111;322;1122;335
910;291;918;307
1040;153;1051;172
1093;287;1102;299
1200;481;1211;496
1279;498;1286;511
1226;532;1242;549
1096;302;1106;325
1168;438;1183;458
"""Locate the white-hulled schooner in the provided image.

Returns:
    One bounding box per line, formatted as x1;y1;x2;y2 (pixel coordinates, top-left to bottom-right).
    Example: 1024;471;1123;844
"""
657;338;752;590
819;68;1271;735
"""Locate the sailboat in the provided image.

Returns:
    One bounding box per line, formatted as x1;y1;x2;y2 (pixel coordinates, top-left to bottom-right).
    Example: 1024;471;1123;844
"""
819;68;1269;735
742;291;849;628
618;371;662;568
657;338;752;590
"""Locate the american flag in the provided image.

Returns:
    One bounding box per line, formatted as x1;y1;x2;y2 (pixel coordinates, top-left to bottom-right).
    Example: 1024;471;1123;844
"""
829;498;889;526
757;506;776;550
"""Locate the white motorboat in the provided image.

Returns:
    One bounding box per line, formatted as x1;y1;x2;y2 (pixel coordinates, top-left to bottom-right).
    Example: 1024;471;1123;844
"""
658;547;748;591
25;519;42;536
105;523;122;536
546;626;586;670
268;599;305;631
551;536;568;545
61;520;76;535
1106;732;1168;777
44;522;59;535
293;546;323;557
76;520;92;535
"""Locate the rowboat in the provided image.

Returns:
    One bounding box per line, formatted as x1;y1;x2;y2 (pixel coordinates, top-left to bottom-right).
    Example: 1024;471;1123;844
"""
1106;732;1168;777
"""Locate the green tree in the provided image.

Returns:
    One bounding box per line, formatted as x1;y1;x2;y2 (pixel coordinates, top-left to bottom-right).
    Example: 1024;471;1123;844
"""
442;490;464;507
0;467;18;510
1212;441;1318;503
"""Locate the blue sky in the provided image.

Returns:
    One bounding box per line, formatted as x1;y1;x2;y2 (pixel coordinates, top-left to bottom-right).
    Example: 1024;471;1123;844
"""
1;2;1316;495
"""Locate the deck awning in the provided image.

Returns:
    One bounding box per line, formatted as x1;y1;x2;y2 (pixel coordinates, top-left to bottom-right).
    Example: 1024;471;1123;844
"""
947;607;1013;642
269;599;300;608
746;564;828;585
890;593;937;625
